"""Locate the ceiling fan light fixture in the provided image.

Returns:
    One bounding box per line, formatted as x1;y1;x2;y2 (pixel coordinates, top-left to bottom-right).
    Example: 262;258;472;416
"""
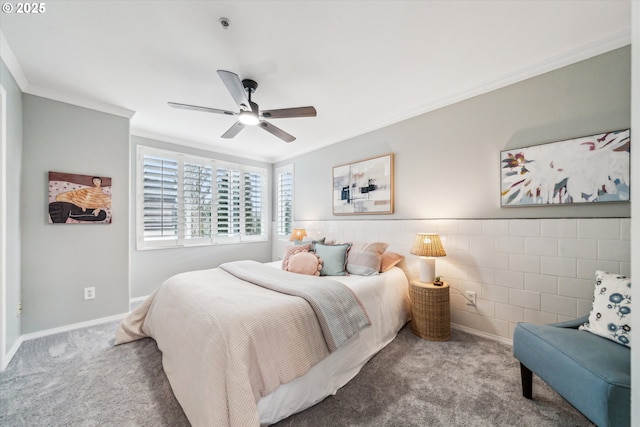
238;110;260;126
169;70;316;142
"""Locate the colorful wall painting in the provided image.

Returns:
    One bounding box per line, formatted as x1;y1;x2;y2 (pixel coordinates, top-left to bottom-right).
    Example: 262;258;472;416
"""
500;129;630;206
48;171;112;224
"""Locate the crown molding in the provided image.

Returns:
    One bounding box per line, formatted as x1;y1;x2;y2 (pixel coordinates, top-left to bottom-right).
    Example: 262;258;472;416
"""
0;31;28;90
0;30;135;119
2;26;631;160
273;29;630;163
130;128;274;163
327;28;633;159
24;84;135;119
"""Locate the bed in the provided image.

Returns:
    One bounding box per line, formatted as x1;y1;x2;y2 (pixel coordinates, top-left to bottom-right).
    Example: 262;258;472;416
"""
115;256;410;426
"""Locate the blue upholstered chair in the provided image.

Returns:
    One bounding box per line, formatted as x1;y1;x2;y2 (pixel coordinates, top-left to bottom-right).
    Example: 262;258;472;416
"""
513;315;630;427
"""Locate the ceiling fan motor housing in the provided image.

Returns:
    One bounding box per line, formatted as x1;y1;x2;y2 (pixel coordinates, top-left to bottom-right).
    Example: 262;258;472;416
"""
242;79;258;94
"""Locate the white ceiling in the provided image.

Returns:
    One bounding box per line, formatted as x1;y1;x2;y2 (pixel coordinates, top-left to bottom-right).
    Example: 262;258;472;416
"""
0;1;631;163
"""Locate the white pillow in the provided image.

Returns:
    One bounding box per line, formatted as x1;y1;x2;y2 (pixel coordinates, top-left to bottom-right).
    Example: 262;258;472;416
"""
579;270;631;347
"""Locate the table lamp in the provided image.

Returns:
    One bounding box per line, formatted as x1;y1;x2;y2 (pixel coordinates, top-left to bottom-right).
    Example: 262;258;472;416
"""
289;228;307;242
410;233;446;282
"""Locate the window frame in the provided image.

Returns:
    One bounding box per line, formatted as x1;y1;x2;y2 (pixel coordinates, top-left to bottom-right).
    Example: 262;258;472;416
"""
136;146;268;250
275;164;294;239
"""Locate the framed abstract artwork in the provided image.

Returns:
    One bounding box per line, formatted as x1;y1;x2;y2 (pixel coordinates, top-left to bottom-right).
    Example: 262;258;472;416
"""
333;153;394;215
48;171;112;224
500;129;630;206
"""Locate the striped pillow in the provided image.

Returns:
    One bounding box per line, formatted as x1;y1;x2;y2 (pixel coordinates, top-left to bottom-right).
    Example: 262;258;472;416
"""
346;242;389;276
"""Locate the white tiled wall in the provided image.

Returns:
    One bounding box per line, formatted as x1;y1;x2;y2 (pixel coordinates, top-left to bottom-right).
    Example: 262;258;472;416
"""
274;218;630;344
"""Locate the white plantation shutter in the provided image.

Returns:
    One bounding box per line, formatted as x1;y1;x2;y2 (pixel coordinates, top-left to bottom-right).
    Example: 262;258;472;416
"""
276;165;293;236
183;161;213;241
137;146;267;249
142;155;179;242
243;170;263;236
216;166;241;238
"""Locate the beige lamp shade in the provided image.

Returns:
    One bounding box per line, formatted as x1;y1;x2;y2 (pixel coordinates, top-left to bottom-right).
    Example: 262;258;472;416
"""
410;233;446;282
410;233;446;257
289;228;307;241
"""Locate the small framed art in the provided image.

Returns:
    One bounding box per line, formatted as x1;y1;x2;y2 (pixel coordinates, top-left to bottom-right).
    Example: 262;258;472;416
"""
48;171;112;224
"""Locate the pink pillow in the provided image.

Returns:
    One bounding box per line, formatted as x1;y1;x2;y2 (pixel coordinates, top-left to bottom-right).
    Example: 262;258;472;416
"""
282;244;311;270
285;252;323;276
380;252;404;272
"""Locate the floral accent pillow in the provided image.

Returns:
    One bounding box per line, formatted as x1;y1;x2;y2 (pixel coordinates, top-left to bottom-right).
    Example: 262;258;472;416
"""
579;270;631;347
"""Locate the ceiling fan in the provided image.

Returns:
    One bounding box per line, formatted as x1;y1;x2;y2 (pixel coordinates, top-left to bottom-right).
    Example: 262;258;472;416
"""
168;70;317;143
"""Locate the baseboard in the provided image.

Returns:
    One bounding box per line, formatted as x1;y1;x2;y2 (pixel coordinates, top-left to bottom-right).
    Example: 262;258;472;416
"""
20;312;129;343
1;335;23;371
1;311;130;371
15;296;150;346
451;323;513;347
129;295;148;305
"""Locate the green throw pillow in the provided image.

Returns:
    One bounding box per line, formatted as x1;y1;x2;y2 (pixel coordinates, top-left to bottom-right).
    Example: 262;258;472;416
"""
314;243;352;276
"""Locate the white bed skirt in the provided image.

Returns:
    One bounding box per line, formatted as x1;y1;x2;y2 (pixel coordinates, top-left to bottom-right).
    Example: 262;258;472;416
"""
258;264;410;425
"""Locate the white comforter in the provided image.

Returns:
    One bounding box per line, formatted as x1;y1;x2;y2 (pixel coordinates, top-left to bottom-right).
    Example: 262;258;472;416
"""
116;262;410;426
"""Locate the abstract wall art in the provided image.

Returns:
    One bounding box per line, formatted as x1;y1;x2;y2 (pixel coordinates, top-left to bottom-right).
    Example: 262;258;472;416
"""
48;171;112;224
333;153;394;215
500;129;630;206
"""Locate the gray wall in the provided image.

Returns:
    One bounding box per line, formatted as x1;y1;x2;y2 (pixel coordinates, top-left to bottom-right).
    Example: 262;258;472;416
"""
1;59;23;350
129;136;273;298
21;95;130;333
278;47;630;220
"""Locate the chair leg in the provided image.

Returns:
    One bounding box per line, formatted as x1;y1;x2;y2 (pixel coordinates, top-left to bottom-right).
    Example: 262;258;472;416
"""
520;363;533;399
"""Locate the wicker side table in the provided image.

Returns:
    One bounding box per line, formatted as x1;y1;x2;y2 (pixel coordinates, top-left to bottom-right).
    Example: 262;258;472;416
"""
409;279;451;341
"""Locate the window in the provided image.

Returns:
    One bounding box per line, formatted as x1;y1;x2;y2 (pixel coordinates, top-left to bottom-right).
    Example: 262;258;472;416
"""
183;161;212;241
141;155;178;242
276;164;293;237
137;146;267;249
215;165;241;238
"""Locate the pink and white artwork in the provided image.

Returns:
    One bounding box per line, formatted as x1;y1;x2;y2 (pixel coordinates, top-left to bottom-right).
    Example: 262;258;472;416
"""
500;129;630;206
48;171;112;224
333;153;394;215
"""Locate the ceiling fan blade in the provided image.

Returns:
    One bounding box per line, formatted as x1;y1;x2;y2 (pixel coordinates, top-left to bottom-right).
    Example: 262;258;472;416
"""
221;121;246;139
168;102;236;116
261;106;317;119
259;120;296;143
217;70;250;110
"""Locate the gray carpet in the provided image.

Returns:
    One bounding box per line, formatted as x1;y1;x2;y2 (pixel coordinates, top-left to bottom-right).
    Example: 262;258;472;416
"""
0;321;593;426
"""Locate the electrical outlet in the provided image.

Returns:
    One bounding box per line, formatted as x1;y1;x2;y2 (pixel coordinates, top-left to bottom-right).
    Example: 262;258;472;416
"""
466;291;477;306
84;287;95;300
17;303;22;317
